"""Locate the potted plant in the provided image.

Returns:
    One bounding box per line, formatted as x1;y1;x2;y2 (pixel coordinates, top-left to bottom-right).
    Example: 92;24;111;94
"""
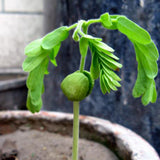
8;12;159;159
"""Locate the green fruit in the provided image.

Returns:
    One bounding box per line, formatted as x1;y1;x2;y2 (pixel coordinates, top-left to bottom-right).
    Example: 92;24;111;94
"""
61;71;94;101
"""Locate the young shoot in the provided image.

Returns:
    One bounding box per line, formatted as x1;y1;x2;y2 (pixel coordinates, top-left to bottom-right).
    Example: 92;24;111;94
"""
22;12;159;160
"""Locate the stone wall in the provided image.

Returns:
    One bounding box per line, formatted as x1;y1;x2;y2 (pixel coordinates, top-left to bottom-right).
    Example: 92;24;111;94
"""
0;0;44;68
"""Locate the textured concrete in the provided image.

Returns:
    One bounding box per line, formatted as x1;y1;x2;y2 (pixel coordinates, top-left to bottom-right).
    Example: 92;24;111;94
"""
42;0;160;155
0;0;2;12
0;111;159;160
0;14;44;68
4;0;43;12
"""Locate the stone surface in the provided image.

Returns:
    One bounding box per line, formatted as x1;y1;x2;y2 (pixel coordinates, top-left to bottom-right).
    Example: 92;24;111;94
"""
4;0;43;12
0;14;44;68
0;0;2;12
42;0;160;156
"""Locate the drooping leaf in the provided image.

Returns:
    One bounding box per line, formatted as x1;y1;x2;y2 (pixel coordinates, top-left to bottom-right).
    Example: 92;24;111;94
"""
25;39;43;57
141;80;157;105
132;46;158;105
100;12;112;28
133;41;158;79
22;51;48;72
26;58;49;113
79;37;88;57
49;43;61;67
42;26;69;50
54;43;61;58
117;16;151;44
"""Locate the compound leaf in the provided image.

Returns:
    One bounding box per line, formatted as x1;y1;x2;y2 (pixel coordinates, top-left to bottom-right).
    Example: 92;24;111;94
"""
89;43;100;80
42;26;69;50
92;40;114;53
49;43;61;66
117;16;151;44
25;39;43;57
98;52;122;69
100;70;107;94
26;58;49;113
134;41;158;79
141;80;157;105
22;51;48;72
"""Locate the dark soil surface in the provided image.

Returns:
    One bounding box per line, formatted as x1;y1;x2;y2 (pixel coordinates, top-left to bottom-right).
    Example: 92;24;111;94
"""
0;129;118;160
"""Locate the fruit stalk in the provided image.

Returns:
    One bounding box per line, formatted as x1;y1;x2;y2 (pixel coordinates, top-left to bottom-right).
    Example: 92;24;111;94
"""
72;101;80;160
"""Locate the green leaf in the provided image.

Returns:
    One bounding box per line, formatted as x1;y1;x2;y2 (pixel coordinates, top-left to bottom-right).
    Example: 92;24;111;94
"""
90;45;100;80
22;51;48;72
104;73;121;87
132;57;149;98
100;12;112;28
25;39;43;57
79;37;88;57
100;70;107;94
26;58;49;113
132;50;158;105
134;41;158;79
92;40;114;53
117;16;151;44
54;43;61;58
141;80;157;105
49;43;61;67
98;52;122;69
103;75;117;91
101;14;120;30
91;40;120;60
42;26;69;50
83;35;102;41
103;67;121;81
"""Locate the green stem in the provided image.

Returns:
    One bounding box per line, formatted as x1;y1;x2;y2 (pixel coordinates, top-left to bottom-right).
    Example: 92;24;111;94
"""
85;18;101;26
72;101;80;160
67;23;77;31
79;56;86;72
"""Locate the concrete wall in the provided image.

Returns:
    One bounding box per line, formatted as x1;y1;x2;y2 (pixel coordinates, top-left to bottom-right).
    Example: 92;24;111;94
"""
0;0;44;68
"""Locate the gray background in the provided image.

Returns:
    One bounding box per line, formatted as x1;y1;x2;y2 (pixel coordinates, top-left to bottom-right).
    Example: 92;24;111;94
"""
43;0;160;155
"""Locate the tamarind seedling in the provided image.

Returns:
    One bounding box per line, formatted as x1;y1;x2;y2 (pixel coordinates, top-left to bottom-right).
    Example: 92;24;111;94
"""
22;12;159;160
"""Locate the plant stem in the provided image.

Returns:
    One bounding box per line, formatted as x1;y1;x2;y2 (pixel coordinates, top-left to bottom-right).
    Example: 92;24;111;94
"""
67;23;77;31
85;18;101;26
79;56;86;72
72;101;80;160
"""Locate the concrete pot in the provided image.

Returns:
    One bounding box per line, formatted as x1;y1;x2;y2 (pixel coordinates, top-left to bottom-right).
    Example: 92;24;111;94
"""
0;69;27;110
0;111;159;160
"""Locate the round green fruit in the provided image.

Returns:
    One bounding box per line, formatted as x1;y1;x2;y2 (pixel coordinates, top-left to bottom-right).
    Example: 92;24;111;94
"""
61;71;94;101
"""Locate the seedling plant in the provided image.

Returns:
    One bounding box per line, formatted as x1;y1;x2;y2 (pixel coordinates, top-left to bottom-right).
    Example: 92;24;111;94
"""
23;12;159;160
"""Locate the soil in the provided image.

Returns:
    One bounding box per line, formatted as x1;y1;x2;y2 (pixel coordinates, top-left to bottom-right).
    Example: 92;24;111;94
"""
0;129;119;160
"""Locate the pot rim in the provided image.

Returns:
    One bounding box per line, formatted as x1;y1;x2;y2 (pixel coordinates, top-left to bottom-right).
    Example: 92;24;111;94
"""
0;110;159;160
